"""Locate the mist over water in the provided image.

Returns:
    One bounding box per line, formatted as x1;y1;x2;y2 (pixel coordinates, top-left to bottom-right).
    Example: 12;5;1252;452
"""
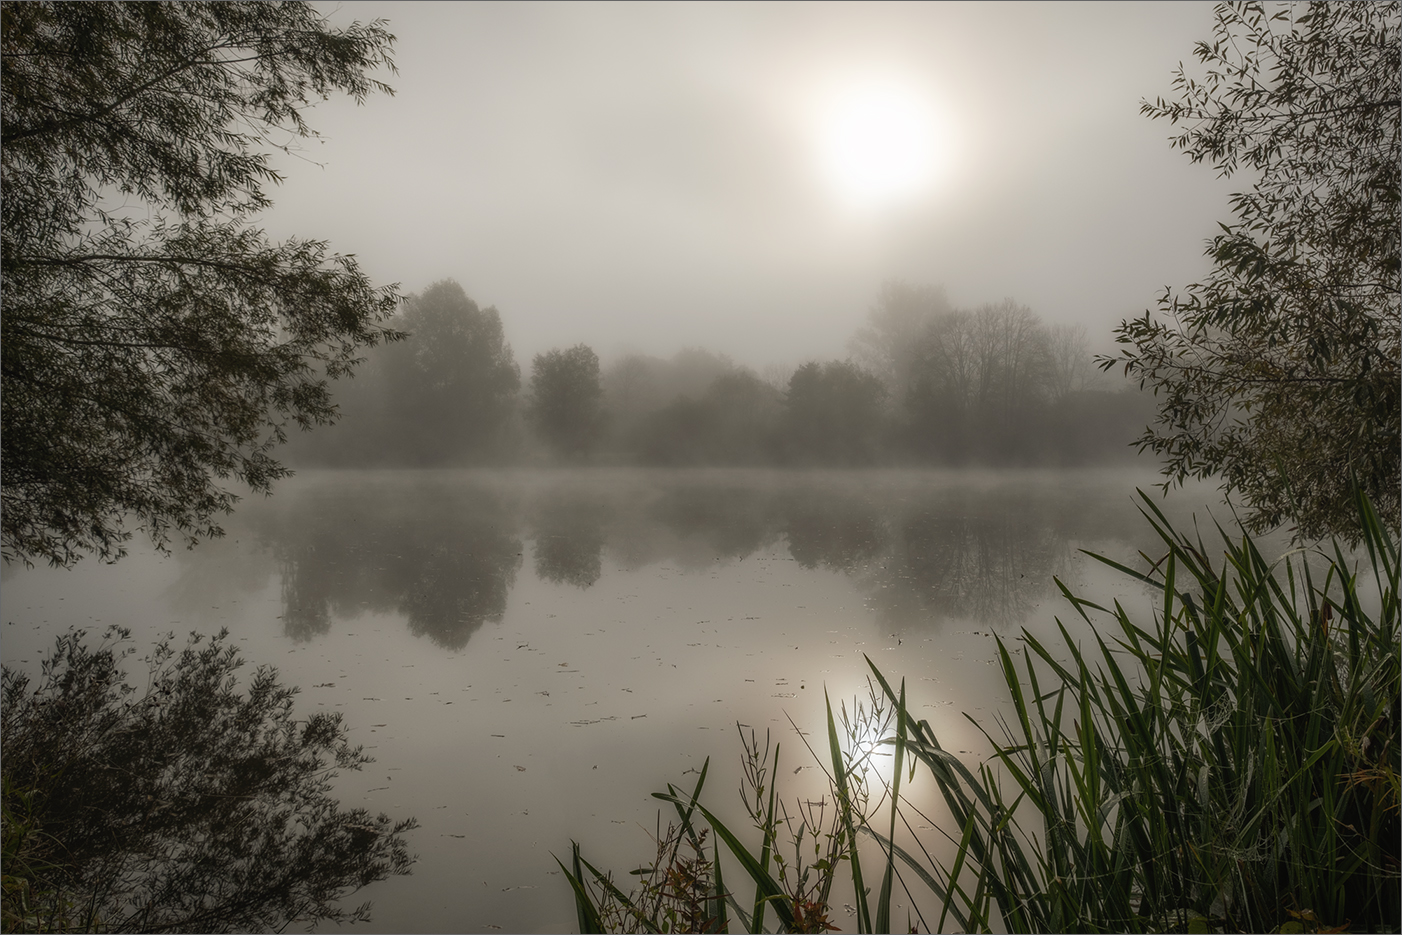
1;466;1272;933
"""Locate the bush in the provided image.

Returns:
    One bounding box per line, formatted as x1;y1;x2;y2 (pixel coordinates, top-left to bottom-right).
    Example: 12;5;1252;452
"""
1;629;417;933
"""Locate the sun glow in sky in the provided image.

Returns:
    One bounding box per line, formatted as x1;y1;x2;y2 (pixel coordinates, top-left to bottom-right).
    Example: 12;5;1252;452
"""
815;79;953;210
260;2;1226;370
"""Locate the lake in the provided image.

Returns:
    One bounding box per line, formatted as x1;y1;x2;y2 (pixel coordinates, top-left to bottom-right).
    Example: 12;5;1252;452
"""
0;467;1257;932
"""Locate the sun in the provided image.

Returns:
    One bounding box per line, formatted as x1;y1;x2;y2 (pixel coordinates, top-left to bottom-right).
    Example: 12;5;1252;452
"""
816;80;949;210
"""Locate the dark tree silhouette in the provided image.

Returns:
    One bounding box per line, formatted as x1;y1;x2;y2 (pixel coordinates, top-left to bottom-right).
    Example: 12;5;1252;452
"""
380;280;521;464
1106;0;1400;538
1;629;417;932
1;2;402;566
636;370;782;465
782;361;888;465
527;345;605;459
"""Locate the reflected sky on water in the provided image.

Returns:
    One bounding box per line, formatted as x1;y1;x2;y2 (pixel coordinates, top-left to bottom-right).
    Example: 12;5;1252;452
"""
2;468;1269;933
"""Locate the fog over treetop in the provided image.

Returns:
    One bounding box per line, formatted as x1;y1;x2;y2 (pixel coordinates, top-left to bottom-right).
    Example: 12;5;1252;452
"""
263;1;1228;370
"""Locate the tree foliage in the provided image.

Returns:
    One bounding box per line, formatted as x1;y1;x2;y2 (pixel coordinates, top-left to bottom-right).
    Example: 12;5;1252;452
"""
380;280;521;463
1107;0;1400;539
847;280;955;408
1;629;417;932
0;1;403;567
635;371;782;466
527;344;605;459
782;361;888;465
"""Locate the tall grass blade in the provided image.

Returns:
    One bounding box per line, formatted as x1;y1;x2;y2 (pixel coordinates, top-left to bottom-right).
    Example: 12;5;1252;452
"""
751;742;779;935
556;842;605;934
651;792;797;933
826;688;870;933
875;678;907;935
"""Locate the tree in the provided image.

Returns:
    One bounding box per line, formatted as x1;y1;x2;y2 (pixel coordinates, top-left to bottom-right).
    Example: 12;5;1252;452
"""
1;2;403;567
527;344;605;459
636;370;783;465
380;280;521;464
973;299;1050;432
1107;1;1400;539
848;279;955;407
1;629;418;932
782;361;888;465
1045;323;1095;402
904;300;1051;462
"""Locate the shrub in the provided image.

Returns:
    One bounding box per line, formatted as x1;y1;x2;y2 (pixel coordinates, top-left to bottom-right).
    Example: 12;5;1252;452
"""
1;629;417;933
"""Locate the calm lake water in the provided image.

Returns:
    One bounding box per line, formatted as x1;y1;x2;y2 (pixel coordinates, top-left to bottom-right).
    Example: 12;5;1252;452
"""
1;467;1264;933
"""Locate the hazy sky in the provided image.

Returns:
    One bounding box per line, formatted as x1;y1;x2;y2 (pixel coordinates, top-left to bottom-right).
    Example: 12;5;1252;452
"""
263;1;1236;371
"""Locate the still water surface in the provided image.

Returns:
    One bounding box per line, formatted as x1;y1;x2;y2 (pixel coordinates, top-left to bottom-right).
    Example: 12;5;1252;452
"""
2;468;1256;932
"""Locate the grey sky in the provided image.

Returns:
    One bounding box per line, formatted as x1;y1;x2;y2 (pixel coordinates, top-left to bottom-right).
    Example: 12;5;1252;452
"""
264;1;1234;371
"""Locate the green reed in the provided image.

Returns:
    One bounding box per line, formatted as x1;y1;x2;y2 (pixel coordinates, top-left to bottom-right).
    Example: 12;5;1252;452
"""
866;488;1398;933
562;490;1398;932
558;690;907;934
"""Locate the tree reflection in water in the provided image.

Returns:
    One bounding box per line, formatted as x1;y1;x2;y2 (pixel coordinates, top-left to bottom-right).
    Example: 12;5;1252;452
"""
254;482;523;648
531;492;607;588
647;483;786;563
784;495;888;572
875;492;1070;627
241;471;1171;648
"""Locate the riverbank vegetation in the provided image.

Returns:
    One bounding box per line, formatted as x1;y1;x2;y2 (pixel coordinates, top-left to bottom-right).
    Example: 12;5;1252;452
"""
289;280;1149;470
0;630;418;933
562;490;1399;932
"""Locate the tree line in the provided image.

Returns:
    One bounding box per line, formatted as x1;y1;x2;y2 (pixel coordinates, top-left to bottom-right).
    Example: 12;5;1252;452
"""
4;0;1394;570
291;279;1152;468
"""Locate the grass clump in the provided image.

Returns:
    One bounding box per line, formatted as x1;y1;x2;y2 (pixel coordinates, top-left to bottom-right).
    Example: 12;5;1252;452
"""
560;699;901;934
866;489;1398;933
564;490;1398;933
